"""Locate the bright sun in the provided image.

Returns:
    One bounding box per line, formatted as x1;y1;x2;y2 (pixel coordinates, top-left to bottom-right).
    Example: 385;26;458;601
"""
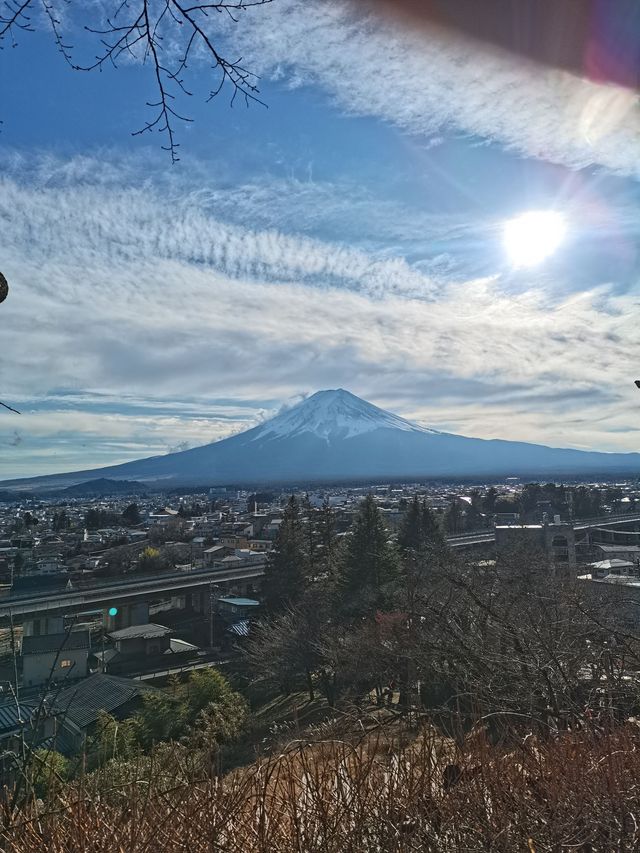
503;210;567;268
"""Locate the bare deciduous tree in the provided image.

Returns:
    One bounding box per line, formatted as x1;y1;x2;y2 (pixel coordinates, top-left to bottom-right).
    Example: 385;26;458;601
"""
0;0;272;161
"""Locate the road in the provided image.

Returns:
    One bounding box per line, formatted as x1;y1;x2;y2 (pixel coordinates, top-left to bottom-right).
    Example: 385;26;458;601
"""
0;563;264;624
2;512;639;624
447;512;640;548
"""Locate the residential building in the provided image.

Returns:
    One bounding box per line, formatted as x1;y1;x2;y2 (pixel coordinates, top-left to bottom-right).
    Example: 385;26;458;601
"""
21;630;91;688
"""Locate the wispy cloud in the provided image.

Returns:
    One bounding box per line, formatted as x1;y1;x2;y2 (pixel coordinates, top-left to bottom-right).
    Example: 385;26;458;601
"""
0;408;256;478
1;154;639;477
0;175;441;301
223;0;640;176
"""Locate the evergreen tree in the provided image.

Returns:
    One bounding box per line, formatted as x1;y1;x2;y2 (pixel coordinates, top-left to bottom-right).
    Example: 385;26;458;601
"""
398;496;422;553
122;503;141;526
484;486;498;513
444;500;463;535
85;508;119;529
339;495;399;616
300;494;318;579
421;499;445;547
52;510;69;532
264;495;309;612
399;497;444;554
398;495;444;553
317;499;339;579
572;486;601;519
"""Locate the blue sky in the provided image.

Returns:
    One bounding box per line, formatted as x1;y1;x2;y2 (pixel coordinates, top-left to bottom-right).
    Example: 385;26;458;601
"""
1;0;640;478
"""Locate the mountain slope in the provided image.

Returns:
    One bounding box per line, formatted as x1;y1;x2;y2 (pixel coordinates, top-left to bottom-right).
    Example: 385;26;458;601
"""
2;389;639;490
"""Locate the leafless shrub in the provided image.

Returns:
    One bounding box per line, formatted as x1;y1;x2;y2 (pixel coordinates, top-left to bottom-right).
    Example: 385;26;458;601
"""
4;719;640;851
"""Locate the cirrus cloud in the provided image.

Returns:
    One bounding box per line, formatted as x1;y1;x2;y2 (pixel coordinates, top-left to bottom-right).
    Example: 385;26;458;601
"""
223;0;640;176
1;155;639;477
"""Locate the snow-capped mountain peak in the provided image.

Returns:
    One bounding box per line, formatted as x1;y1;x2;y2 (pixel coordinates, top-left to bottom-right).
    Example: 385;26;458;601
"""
4;388;640;491
250;389;437;442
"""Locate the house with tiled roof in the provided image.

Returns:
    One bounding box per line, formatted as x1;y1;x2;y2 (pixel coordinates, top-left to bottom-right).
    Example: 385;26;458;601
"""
52;673;158;754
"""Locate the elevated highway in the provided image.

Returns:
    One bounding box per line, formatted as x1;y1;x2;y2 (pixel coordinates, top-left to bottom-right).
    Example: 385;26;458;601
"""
0;563;264;626
447;531;495;548
574;512;640;531
447;512;640;549
3;513;640;626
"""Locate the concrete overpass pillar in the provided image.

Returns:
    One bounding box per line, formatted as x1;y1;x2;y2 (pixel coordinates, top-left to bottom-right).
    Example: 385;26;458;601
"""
184;590;208;613
196;588;209;613
23;616;64;637
104;601;149;631
129;601;149;625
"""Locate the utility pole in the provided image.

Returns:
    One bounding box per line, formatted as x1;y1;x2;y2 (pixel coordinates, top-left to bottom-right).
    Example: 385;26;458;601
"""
9;609;19;704
101;617;106;673
209;583;219;649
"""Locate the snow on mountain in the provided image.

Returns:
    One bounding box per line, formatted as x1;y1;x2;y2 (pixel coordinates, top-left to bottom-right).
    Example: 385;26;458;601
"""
2;388;639;491
251;389;438;442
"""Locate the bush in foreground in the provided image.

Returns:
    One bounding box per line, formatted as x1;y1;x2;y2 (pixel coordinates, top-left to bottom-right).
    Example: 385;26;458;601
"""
4;720;640;851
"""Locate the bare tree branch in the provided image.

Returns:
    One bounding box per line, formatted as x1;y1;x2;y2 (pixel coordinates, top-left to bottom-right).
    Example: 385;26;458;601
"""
0;0;272;161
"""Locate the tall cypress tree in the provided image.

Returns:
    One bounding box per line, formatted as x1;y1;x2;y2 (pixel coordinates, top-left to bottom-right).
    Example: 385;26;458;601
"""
264;495;308;612
398;496;444;554
300;494;318;579
339;495;399;616
421;499;445;547
445;499;463;535
398;496;422;553
317;499;339;580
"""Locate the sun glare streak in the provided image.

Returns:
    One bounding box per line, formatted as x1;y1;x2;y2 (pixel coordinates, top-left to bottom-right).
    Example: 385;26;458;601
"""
503;210;567;267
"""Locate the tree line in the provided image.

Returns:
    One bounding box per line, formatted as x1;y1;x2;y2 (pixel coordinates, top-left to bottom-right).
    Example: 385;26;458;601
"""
251;493;640;736
27;668;248;801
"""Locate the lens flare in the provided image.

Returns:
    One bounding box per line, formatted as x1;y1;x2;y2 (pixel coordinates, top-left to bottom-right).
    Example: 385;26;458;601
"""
503;210;566;267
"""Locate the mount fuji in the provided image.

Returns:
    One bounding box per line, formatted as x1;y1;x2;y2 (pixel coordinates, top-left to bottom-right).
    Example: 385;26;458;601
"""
3;389;640;490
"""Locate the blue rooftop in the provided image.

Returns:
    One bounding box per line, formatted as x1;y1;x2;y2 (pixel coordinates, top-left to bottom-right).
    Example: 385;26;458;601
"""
218;597;260;608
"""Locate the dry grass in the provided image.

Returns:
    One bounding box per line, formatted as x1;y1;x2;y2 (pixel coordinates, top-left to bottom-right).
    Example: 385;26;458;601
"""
4;718;640;851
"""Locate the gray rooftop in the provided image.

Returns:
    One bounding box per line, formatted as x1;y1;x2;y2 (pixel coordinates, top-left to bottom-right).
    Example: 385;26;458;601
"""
591;558;635;570
596;544;640;553
0;701;39;734
53;673;156;729
21;631;90;656
108;623;171;641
